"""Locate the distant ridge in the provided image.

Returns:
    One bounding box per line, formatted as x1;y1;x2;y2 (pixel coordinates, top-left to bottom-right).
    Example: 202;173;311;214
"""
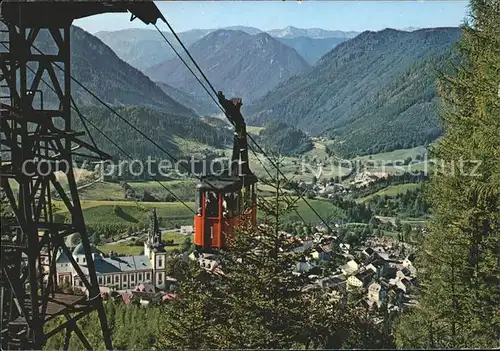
247;27;462;156
95;26;358;70
145;30;311;103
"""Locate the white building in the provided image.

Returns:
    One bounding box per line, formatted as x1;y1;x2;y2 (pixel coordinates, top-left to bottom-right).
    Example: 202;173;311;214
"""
180;226;194;235
56;209;174;291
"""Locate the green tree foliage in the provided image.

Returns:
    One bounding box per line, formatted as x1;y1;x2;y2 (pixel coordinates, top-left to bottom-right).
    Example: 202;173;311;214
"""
43;301;164;350
366;187;430;218
395;1;500;347
181;236;194;253
258;120;313;156
73;105;231;160
156;265;219;349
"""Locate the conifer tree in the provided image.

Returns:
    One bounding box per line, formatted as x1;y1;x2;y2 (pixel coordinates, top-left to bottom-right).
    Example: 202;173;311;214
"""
156;159;350;349
395;1;500;348
155;264;221;349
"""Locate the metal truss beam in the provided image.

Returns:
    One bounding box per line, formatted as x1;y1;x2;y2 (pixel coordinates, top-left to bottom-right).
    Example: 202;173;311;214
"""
0;17;112;351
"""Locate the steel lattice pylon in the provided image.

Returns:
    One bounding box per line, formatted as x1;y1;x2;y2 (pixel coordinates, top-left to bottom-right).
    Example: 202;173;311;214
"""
0;1;165;348
0;19;113;350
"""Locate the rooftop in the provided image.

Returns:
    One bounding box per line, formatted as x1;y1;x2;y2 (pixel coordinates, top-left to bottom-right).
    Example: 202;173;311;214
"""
74;255;152;275
72;243;100;256
355;270;375;281
196;173;258;192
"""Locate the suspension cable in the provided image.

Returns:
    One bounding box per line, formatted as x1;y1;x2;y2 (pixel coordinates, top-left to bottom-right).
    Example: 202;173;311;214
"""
150;28;313;227
19;55;195;215
29;44;229;196
155;19;337;234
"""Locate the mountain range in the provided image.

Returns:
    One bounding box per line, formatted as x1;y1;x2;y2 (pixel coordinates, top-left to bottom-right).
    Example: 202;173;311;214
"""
247;27;462;156
95;26;358;70
32;26;196;117
26;25;235;158
24;24;462;159
266;26;359;39
145;30;311;105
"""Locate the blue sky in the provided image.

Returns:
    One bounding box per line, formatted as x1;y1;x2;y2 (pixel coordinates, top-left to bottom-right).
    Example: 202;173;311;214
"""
75;1;469;34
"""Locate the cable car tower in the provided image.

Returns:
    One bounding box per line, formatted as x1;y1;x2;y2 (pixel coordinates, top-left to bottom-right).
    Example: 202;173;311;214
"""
193;92;258;251
0;1;165;349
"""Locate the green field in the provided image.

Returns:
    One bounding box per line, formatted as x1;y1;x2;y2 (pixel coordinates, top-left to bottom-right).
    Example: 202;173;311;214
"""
54;200;195;228
280;198;344;224
98;231;188;256
354;146;427;163
98;243;144;255
79;181;125;201
171;135;223;155
359;183;422;202
54;194;342;235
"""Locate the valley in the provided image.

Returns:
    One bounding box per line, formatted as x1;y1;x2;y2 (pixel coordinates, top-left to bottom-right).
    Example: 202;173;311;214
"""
24;133;430;257
4;22;439;272
5;3;496;348
25;23;462;162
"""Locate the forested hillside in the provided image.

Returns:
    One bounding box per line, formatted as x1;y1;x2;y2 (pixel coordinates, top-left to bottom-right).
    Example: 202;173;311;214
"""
145;30;310;103
75;106;231;159
156;82;220;116
33;26;196;117
258;121;313;156
278;36;349;64
328;55;451;155
247;27;462;156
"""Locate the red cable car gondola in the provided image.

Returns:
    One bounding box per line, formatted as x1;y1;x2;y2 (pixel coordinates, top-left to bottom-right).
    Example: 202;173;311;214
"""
193;92;258;251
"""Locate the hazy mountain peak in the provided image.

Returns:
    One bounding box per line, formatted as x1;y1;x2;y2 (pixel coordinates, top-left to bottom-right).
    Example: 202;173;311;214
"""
267;26;359;39
38;25;196;117
145;28;310;103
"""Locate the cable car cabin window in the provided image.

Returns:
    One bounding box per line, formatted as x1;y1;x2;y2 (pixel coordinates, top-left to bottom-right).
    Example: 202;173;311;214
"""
241;185;253;212
223;192;237;217
195;190;202;216
205;191;219;217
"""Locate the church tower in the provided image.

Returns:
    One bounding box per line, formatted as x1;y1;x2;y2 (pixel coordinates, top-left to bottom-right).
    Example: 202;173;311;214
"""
149;208;161;246
142;208;169;288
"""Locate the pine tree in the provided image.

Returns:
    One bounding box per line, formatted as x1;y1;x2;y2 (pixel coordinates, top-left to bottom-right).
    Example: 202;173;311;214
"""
155;264;221;350
156;159;352;349
395;1;500;348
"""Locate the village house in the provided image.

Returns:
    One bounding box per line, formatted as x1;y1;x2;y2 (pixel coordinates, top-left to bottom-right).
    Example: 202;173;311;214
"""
367;282;386;302
340;259;359;275
339;243;351;253
403;253;416;268
296;257;318;273
362;247;375;257
347;270;374;288
315;275;347;290
311;245;331;261
180;226;194;235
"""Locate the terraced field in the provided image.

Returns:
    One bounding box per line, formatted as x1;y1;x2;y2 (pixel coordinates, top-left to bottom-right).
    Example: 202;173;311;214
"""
358;183;422;202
